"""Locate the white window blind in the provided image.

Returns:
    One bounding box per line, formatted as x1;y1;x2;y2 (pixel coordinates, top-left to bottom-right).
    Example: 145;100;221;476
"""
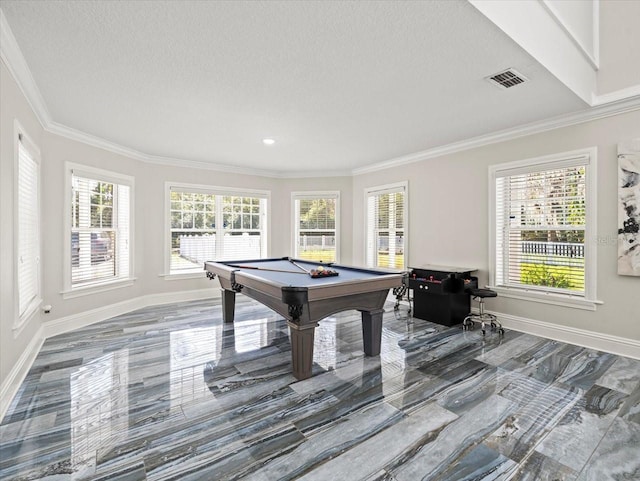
17;133;41;320
170;190;216;273
366;184;406;269
169;185;268;273
71;170;131;288
221;195;265;260
495;158;588;296
293;193;338;263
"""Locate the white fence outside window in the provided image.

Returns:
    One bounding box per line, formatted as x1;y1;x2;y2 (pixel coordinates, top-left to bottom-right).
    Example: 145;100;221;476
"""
178;233;261;265
298;235;336;252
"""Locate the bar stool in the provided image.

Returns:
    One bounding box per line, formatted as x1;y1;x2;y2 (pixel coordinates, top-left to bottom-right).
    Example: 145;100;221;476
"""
393;284;411;314
392;273;412;313
462;288;504;336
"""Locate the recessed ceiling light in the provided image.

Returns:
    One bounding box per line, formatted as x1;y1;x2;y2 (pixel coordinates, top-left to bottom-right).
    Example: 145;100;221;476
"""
262;138;276;145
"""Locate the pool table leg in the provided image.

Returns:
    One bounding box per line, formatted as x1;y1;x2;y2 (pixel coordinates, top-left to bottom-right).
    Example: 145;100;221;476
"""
288;323;316;380
361;308;384;356
221;289;236;323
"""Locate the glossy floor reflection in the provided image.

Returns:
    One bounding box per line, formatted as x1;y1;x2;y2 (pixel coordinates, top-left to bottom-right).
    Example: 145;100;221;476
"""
1;297;639;480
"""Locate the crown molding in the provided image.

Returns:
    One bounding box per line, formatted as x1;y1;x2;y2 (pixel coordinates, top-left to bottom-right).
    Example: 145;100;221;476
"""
0;8;350;179
0;8;51;127
592;84;640;106
352;94;640;176
272;168;352;178
45;121;283;178
46;120;352;178
2;6;639;180
48;120;352;177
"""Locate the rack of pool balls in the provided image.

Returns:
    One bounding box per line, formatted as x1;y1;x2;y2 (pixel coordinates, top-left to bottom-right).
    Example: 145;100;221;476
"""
310;266;339;278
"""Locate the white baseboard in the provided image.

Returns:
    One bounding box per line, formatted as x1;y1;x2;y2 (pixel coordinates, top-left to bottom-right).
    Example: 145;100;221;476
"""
397;300;639;359
0;326;45;423
144;288;219;308
1;288;218;422
43;288;217;338
490;310;640;360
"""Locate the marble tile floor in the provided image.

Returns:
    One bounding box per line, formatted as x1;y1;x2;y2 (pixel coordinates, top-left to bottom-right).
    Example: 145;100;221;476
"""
1;296;639;481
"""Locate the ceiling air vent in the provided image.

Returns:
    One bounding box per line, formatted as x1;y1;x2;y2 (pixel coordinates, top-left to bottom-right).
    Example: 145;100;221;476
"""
487;69;528;89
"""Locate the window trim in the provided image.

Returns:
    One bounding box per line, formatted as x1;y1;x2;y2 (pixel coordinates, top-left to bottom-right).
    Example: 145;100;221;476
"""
488;147;600;310
13;121;42;334
163;182;271;277
364;181;409;270
62;162;135;298
291;191;341;263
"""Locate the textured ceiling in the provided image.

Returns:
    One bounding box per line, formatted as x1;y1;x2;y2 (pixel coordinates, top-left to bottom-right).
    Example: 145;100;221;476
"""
1;0;588;175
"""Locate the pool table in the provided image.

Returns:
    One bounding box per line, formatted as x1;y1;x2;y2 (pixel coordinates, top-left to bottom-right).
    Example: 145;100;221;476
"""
205;257;406;380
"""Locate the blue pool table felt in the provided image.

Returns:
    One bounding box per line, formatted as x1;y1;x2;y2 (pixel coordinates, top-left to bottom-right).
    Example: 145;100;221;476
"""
223;259;387;287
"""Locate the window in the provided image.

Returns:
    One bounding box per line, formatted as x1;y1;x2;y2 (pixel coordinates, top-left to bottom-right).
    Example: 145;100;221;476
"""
15;125;41;328
167;183;269;274
66;164;133;293
292;192;339;263
490;148;598;308
365;182;407;269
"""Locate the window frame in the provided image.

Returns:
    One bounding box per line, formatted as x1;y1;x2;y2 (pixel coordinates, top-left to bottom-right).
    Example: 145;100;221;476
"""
62;162;135;298
488;147;600;310
164;182;271;278
291;191;340;263
13;121;42;334
364;181;408;270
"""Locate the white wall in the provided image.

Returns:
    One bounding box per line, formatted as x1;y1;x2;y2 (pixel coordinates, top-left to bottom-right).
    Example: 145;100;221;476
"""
36;123;357;326
352;109;640;342
3;9;640;415
598;0;640;95
41;131;285;321
0;59;355;417
0;59;45;390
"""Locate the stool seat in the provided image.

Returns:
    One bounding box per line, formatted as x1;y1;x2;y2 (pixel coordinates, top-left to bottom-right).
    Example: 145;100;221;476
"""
468;288;497;298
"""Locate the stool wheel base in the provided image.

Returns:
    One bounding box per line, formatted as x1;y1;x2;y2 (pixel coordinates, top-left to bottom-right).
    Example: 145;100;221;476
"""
461;291;504;336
